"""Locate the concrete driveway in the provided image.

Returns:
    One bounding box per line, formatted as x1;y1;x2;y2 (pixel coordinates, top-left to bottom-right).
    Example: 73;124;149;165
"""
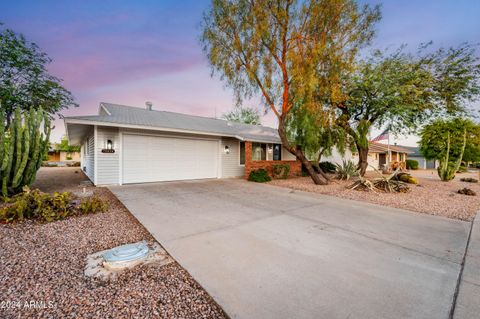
109;179;471;319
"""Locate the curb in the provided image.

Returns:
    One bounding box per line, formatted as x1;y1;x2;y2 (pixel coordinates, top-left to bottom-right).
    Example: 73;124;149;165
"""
450;212;479;319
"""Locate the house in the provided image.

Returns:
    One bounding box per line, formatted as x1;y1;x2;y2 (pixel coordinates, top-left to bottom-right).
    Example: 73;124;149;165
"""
47;148;81;162
64;102;300;185
398;146;439;169
350;142;412;170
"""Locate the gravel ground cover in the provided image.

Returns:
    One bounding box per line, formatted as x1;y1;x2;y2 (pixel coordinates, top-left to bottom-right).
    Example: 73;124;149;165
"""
1;167;226;319
270;169;480;221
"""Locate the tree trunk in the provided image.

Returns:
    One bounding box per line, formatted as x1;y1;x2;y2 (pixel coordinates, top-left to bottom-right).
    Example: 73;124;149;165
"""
315;150;331;181
357;145;369;176
278;122;328;185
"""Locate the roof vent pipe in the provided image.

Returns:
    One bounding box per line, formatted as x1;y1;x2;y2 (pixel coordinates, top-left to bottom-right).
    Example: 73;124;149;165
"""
145;101;153;111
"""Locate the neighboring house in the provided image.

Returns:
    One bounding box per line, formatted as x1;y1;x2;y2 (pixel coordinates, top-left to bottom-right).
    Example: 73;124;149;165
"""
47;148;81;162
348;142;411;171
368;142;412;170
399;146;439;169
64;102;299;185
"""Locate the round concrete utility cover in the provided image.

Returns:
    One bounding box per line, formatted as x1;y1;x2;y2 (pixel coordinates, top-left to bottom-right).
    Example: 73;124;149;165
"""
102;242;149;263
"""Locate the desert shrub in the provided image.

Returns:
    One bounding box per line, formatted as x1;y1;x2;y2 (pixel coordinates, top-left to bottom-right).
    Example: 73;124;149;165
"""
272;164;290;179
397;173;419;184
460;177;478;183
405;159;419;170
248;169;271;183
319;161;336;173
335;160;359;180
0;187;73;223
79;196;108;214
458;188;476;196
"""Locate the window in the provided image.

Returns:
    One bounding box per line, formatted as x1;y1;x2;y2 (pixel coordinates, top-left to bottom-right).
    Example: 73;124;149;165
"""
252;142;266;161
239;141;245;165
273;144;282;160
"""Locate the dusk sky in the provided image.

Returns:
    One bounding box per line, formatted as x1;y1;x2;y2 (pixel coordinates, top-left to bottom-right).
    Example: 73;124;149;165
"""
2;0;479;145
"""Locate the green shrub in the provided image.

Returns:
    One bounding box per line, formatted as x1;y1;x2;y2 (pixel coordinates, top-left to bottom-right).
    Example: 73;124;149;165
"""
0;187;73;223
0;188;108;223
272;164;290;179
319;161;336;173
66;155;73;160
335;160;359;181
79;196;108;214
406;159;419;170
248;169;271;183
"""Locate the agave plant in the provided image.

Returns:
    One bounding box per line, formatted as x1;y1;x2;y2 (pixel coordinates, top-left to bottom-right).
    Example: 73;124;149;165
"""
335;160;359;181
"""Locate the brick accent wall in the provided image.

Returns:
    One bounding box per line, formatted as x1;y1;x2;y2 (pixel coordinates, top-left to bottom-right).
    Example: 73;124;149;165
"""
244;141;302;179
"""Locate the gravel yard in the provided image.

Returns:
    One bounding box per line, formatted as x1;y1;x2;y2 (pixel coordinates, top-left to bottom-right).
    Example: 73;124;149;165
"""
1;167;226;319
270;169;480;221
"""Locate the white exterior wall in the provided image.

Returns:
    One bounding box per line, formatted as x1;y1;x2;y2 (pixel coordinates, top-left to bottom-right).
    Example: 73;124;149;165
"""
351;152;379;171
82;133;95;182
281;147;296;160
96;127;120;185
221;138;244;178
322;149;353;165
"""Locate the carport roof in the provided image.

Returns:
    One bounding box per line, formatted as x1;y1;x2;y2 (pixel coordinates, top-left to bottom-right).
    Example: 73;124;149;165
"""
65;102;281;144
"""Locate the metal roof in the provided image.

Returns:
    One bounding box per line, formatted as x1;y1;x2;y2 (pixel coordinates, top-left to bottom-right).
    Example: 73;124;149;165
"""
65;102;281;143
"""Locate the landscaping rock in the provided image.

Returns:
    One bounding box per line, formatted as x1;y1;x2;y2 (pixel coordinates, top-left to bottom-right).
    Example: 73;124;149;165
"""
2;168;226;318
460;177;478;183
458;188;477;196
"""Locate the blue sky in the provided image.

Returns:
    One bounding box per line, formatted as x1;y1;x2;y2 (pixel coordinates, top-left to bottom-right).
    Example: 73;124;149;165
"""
1;0;479;144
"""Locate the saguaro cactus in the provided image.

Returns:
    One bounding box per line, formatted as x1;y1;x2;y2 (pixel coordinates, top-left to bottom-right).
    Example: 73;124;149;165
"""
0;106;51;197
437;129;467;182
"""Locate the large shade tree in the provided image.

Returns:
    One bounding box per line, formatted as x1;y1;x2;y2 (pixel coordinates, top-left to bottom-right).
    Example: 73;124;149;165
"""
286;103;350;180
334;44;480;176
201;0;380;184
0;23;77;127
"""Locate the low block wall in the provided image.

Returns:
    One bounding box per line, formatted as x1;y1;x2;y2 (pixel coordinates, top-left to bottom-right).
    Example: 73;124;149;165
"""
244;141;302;179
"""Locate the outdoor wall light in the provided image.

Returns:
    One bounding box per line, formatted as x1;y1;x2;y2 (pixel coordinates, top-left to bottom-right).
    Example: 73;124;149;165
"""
106;139;113;150
224;145;230;154
102;139;115;153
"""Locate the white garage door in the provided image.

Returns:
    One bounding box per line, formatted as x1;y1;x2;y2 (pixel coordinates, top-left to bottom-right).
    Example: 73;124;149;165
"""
123;134;219;184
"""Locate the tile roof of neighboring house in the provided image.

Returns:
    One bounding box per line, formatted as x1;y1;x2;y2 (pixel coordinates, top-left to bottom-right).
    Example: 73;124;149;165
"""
368;142;413;154
65;102;281;143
